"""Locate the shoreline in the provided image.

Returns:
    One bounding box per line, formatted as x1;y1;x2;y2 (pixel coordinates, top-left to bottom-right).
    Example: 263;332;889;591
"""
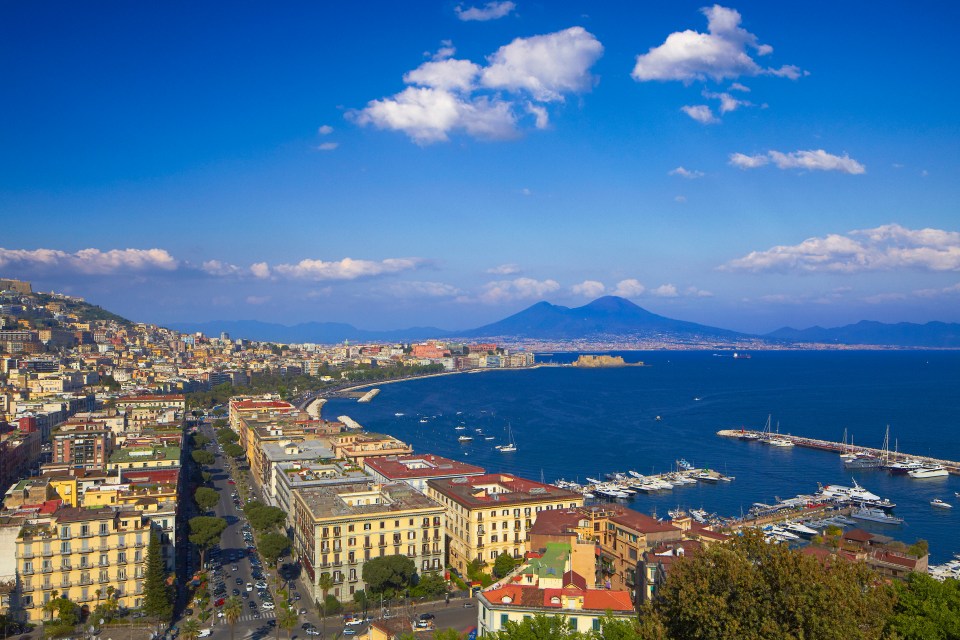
337;363;549;394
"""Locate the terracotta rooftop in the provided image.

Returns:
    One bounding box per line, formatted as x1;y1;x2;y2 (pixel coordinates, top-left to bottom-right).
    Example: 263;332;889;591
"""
427;474;582;508
365;453;485;480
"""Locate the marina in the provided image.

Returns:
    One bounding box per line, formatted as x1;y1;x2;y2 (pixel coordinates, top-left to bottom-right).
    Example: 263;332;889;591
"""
718;428;960;475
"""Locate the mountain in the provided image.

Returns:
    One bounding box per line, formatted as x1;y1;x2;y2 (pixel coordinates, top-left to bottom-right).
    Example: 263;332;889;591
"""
766;320;960;348
457;296;746;340
166;320;449;344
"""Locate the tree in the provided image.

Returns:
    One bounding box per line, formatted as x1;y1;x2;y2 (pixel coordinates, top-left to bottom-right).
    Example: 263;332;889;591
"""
192;449;216;467
223;442;245;458
189;516;228;566
362;554;417;595
492;613;584;639
318;572;335;602
907;539;930;558
324;594;342;615
181;618;202;640
493;552;517;579
410;572;447;598
353;589;369;617
888;571;960;640
244;501;286;531
192;434;211;448
143;531;173;622
259;532;291;566
216;428;238;444
224;596;243;640
276;602;299;640
194;487;221;512
652;530;894;640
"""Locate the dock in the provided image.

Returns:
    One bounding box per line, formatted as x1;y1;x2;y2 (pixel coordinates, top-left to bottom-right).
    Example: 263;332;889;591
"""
357;388;380;403
717;429;960;475
337;415;364;430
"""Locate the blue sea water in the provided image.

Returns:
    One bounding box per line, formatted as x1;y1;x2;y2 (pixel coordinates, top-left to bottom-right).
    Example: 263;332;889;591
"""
322;351;960;563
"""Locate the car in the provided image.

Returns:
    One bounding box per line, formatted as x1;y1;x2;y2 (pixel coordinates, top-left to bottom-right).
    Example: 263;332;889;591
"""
463;601;474;607
242;591;249;599
302;623;313;631
198;630;212;638
294;593;301;601
217;611;225;618
299;608;308;615
261;601;275;610
185;608;194;616
345;618;363;626
255;581;268;589
228;480;235;484
248;601;257;609
236;578;243;585
232;565;238;571
232;588;240;596
419;613;436;621
306;629;321;637
214;598;225;607
246;583;253;592
343;629;356;636
252;611;261;619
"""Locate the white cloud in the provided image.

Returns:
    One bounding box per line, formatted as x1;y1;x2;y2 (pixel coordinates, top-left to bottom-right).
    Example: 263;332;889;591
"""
767;149;865;174
729;82;750;92
703;90;752;113
486;263;521;275
354;26;602;143
0;247;178;275
651;283;679;297
612;279;646;298
680;104;718;124
632;5;801;83
685;286;714;297
571;280;606;298
386;281;462;298
273;257;423;281
317;125;334;135
674;195;687;203
431;40;457;61
201;260;244;276
728;152;769;169
477;277;560;304
404;58;481;92
316;142;339;151
455;1;515;22
480;27;604;102
669;166;704;179
722;224;960;274
250;262;271;279
245;295;271;305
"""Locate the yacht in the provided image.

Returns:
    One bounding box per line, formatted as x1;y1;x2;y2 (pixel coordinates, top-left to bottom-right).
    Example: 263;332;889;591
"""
768;437;795;447
782;522;819;538
844;453;882;469
454;425;466;430
851;507;904;525
909;465;949;479
496;423;517;453
886;459;923;474
676;459;694;471
457;435;473;442
931;498;953;509
818;480;881;503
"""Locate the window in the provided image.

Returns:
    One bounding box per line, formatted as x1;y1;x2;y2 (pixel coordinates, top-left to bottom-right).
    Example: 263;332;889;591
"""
348;524;354;532
593;619;601;632
363;523;371;531
570;618;578;630
501;614;509;626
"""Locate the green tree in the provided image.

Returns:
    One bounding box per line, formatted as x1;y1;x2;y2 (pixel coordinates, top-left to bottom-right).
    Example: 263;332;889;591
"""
223;442;245;458
244;501;286;531
277;602;299;640
318;572;335;602
653;530;894;640
361;554;417;595
224;596;243;640
259;532;291;566
192;434;211;448
216;428;238;444
410;572;447;598
492;613;584;639
143;531;173;623
888;571;960;640
353;589;369;617
907;539;930;558
189;516;228;566
493;552;517;578
194;487;220;512
324;594;342;615
192;449;216;467
180;618;202;640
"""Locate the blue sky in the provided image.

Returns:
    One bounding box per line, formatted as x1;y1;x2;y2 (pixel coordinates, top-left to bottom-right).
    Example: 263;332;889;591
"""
1;1;958;334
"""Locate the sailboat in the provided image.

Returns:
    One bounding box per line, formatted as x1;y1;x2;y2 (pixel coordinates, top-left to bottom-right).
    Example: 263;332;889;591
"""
496;423;517;452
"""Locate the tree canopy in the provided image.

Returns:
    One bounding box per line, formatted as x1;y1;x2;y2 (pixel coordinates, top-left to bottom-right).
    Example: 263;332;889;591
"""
216;428;239;444
223;442;245;458
191;449;216;467
244;500;286;531
361;554;417;595
493;552;518;579
259;532;291;566
194;486;220;512
189;516;227;565
889;572;960;640
143;531;173;621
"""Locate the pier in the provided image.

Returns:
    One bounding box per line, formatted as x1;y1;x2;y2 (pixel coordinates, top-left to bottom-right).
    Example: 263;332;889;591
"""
717;429;960;475
337;415;364;430
357;388;380;403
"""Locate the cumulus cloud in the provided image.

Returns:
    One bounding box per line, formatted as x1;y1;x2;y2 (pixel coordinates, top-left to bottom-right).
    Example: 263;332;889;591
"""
201;260;245;277
386;281;462;298
612;279;646;298
272;257;423;281
486;263;521;275
250;262;271;279
632;6;803;122
686;286;714;297
431;40;457;61
353;27;602;143
669;166;704;179
651;284;679;297
571;280;606;298
0;247;178;275
632;5;800;82
317;125;334;135
722;224;960;274
729;149;865;174
680;104;718;124
477;277;560;303
703;90;752;113
316;142;339;151
455;1;515;21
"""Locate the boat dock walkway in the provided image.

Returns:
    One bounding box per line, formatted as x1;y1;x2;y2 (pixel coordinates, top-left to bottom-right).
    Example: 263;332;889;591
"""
337;415;364;430
357;388;380;403
724;504;853;533
717;429;960;475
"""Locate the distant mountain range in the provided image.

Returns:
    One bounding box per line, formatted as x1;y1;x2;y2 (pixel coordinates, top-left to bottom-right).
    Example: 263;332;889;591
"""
168;296;960;348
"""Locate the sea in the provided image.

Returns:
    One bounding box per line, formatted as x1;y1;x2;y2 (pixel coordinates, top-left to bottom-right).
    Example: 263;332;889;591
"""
321;350;960;563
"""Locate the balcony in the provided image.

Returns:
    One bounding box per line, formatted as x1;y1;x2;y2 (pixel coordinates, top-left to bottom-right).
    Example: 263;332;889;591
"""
99;530;109;537
80;578;94;586
135;542;145;548
21;551;35;559
99;576;110;583
80;531;94;539
41;550;54;557
59;581;73;588
41;567;54;574
22;568;34;575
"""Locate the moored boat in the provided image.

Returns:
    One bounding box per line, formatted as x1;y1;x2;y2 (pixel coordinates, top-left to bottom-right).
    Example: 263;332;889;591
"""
851;507;904;525
931;498;953;509
909;465;949;479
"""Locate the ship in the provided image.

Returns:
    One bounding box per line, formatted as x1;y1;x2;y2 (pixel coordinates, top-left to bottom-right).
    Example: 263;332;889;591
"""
843;453;882;469
909;464;949;478
457;435;473;442
851;507;903;525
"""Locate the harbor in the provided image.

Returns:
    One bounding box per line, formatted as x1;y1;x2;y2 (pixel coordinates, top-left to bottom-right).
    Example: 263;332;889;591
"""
717;428;960;475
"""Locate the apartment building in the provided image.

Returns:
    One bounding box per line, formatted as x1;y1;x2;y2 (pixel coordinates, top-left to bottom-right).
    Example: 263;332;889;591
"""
293;482;446;602
425;474;584;575
364;454;485;493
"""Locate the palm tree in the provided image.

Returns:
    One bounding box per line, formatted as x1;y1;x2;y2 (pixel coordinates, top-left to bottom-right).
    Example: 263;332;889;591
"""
318;573;334;603
224;596;243;640
276;603;299;640
180;617;202;640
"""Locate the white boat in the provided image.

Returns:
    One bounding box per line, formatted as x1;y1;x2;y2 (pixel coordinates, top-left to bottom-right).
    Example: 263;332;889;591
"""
454;425;466;430
394;412;404;417
586;477;603;485
818;480;882;503
457;435;473;442
931;498;953;509
909;465;949;479
582;492;595;499
782;522;819;537
851;507;904;525
768;437;794;447
696;472;719;483
484;436;495;440
628;470;645;479
419;419;428;424
496;423;517;453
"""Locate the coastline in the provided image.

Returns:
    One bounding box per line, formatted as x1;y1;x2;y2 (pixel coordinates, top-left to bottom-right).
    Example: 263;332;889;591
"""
336;363;550;394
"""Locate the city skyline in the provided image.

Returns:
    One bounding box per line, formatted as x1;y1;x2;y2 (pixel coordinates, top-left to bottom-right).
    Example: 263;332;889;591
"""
2;1;958;334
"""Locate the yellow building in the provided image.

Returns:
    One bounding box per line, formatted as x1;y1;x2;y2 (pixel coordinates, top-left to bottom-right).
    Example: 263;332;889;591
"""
293;482;446;603
425;474;584;575
330;432;413;465
13;506;152;621
106;446;181;472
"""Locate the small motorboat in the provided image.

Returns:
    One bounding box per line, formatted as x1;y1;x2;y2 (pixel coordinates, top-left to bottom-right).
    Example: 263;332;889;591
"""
931;498;953;509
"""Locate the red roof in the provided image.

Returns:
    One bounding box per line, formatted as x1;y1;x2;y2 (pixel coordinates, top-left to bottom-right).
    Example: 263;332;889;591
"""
233;400;295;410
582;590;634;612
